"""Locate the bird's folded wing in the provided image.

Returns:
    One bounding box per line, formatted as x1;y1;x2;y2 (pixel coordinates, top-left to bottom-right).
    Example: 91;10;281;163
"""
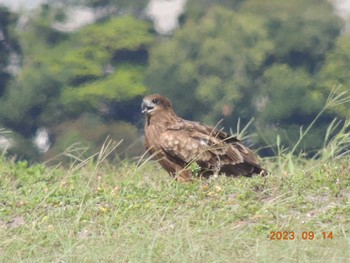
159;128;245;165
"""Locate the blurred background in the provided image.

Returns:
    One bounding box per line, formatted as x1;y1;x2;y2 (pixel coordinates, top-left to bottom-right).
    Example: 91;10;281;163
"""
0;0;350;162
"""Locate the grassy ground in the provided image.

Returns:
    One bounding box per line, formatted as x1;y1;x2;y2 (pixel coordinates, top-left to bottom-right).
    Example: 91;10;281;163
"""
1;147;350;263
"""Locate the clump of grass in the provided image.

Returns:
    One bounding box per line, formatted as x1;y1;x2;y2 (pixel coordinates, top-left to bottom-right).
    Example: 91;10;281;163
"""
1;137;350;262
264;88;350;176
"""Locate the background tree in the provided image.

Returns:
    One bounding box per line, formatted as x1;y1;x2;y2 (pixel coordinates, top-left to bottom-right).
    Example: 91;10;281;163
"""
147;0;345;155
52;0;149;19
147;6;273;126
182;0;245;22
317;35;350;119
242;0;343;153
0;6;20;96
0;3;154;160
240;0;342;73
254;64;328;153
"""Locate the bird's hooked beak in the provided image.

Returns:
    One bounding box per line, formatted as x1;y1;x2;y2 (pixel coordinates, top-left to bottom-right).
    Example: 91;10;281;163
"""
141;100;154;115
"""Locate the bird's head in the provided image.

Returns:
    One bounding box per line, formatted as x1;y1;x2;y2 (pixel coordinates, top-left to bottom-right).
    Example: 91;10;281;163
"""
141;94;173;116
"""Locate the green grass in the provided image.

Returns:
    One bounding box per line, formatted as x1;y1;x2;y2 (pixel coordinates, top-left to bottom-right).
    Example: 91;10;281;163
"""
1;85;350;262
1;150;350;262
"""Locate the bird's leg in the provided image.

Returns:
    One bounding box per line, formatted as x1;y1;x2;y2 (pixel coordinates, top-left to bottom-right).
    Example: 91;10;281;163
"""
259;169;269;177
207;166;220;183
209;155;221;180
213;167;220;178
175;170;193;182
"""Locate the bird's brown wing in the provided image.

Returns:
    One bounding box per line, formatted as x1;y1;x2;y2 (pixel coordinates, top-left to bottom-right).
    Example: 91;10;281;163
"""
159;129;213;165
159;120;260;174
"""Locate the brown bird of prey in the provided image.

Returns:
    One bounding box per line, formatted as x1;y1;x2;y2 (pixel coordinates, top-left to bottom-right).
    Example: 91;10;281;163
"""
141;94;265;181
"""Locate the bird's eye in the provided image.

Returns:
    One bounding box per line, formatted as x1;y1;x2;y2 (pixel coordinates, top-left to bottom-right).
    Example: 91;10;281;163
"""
152;98;159;104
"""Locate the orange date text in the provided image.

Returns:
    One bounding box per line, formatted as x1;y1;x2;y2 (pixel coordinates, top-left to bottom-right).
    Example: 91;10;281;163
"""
269;231;333;240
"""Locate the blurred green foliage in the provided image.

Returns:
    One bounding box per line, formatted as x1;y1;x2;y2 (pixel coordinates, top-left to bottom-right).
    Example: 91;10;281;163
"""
46;114;142;162
79;0;148;18
58;16;153;113
318;35;350;118
61;66;146;113
241;0;341;70
256;64;319;123
0;6;20;96
147;6;274;124
0;5;153;160
0;0;349;160
147;0;345;155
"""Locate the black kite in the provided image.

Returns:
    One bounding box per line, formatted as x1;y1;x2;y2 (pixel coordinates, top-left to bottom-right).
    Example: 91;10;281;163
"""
141;94;266;181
